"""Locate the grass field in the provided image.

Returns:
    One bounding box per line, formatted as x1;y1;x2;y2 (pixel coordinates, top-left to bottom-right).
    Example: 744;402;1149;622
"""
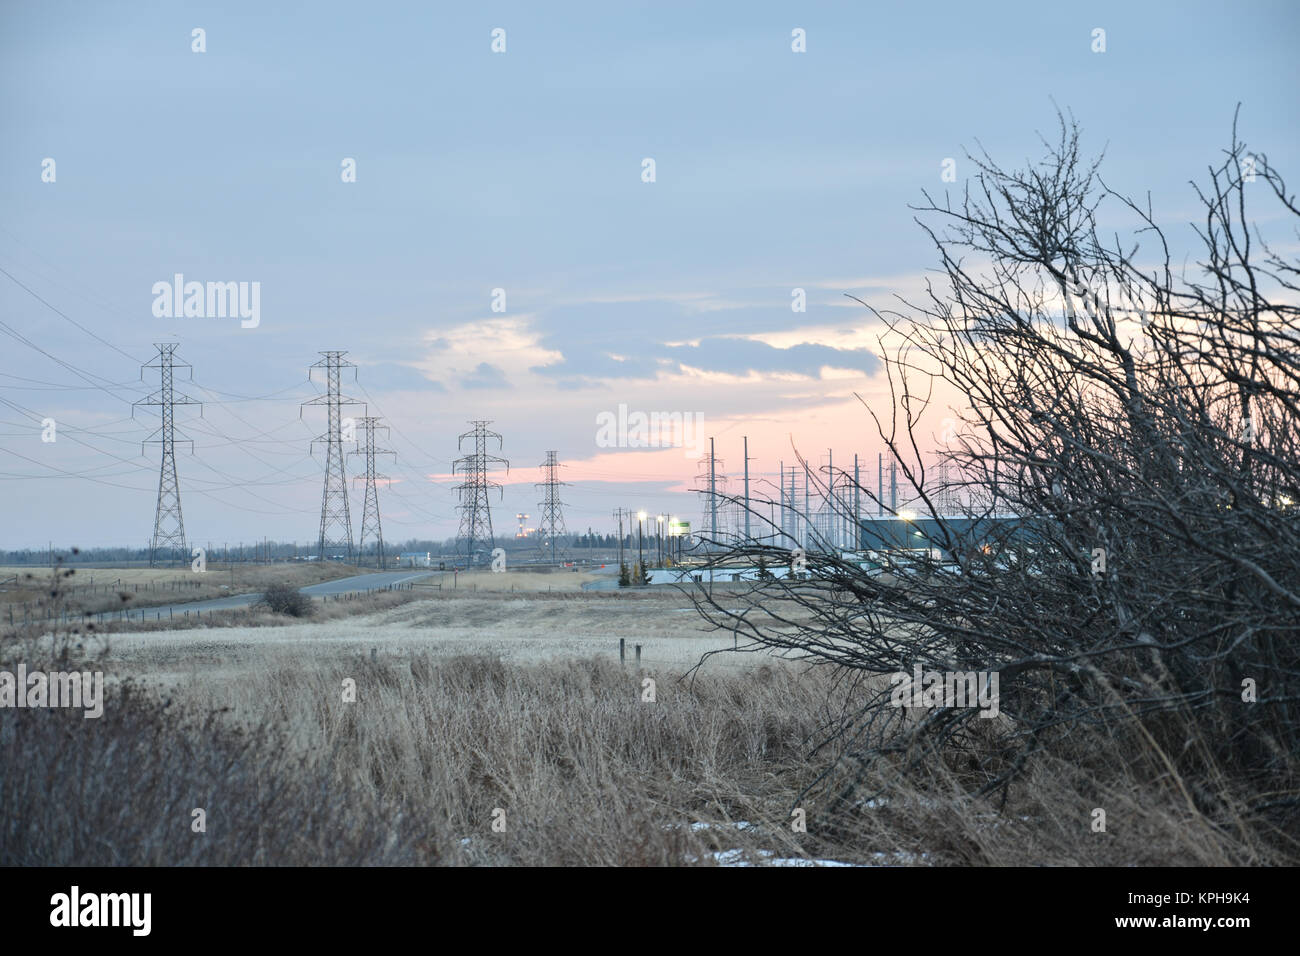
432;567;607;592
0;561;363;615
87;588;766;692
4;578;1287;866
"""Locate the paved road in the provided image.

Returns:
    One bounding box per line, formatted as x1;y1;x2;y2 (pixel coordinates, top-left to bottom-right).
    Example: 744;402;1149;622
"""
302;569;436;595
90;569;436;624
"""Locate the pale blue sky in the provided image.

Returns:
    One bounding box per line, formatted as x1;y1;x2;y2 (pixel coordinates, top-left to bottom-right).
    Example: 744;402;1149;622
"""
1;1;1296;548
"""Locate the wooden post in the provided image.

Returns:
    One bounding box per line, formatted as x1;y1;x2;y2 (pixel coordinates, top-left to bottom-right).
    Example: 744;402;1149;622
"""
620;638;625;664
635;644;642;667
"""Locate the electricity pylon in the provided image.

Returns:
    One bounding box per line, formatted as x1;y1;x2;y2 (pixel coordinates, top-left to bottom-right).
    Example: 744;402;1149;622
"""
302;351;362;561
453;420;508;566
350;416;394;569
134;343;201;567
535;450;569;564
696;438;727;549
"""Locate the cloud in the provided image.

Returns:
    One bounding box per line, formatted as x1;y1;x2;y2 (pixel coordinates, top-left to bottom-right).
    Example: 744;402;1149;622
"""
414;315;563;391
412;290;882;394
353;360;444;392
666;337;878;378
460;362;511;390
528;296;881;383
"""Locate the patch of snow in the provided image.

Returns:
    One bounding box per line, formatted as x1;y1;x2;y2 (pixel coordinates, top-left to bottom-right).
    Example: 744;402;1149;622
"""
711;848;862;867
690;820;756;832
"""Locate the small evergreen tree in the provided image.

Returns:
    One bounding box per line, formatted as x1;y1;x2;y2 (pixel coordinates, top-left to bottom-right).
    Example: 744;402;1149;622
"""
618;562;631;587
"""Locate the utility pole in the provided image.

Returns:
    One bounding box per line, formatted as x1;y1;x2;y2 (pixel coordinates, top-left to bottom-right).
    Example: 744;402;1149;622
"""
827;449;834;551
302;351;362;561
536;451;569;565
709;437;718;548
743;436;751;543
878;452;884;517
854;453;861;552
804;461;811;550
778;461;784;544
637;511;645;580
789;464;797;546
350;416;394;569
891;455;898;514
452;421;508;566
612;508;628;571
134;343;201;567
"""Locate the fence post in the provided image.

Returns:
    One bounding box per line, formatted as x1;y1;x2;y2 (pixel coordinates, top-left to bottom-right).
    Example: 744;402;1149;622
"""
635;644;642;668
620;638;625;665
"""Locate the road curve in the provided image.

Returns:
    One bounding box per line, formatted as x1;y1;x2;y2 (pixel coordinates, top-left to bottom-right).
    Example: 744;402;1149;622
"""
88;569;437;624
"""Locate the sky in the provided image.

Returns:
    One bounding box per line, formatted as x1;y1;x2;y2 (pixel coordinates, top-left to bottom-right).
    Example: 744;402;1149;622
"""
1;0;1297;550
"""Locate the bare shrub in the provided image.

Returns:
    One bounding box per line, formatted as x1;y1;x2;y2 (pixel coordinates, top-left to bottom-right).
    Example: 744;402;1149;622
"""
688;110;1300;854
256;582;313;618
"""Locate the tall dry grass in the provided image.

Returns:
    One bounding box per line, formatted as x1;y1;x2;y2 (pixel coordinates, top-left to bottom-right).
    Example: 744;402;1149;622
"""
3;642;1290;865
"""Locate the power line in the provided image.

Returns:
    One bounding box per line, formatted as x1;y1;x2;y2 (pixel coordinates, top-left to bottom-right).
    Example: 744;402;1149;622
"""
0;261;145;364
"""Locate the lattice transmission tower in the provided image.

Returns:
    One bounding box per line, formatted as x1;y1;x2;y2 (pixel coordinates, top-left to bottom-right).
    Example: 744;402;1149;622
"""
134;343;201;567
453;420;508;566
535;450;569;564
302;351;362;561
350;416;394;569
695;438;733;550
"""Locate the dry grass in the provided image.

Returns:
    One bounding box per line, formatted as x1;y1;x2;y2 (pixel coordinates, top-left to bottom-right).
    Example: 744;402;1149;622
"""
0;561;361;614
3;573;1291;866
4;623;1291;865
0;653;824;865
86;590;761;690
439;567;605;592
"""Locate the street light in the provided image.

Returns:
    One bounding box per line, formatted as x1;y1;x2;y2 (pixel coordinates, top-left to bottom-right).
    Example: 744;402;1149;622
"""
655;514;665;566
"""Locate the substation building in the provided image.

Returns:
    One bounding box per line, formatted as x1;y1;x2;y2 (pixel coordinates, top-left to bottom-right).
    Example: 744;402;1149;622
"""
856;513;1032;562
